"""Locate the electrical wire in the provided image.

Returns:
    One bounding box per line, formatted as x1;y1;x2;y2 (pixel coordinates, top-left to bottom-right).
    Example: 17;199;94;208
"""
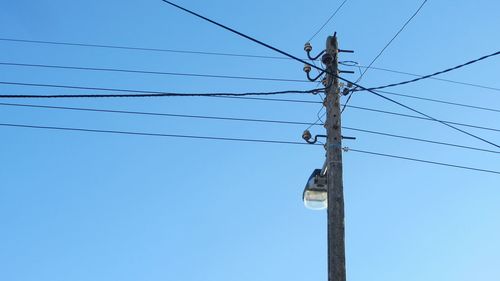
342;126;498;154
0;62;310;83
356;50;500;92
4;61;496;113
375;89;500;113
356;0;428;83
0;86;498;133
307;0;348;43
159;0;499;149
347;149;500;175
340;62;500;92
2;36;498;93
0;122;309;145
0;81;323;98
0;37;288;60
0;121;498;175
342;0;428;112
1;102;497;154
345;104;500;133
367;90;500;148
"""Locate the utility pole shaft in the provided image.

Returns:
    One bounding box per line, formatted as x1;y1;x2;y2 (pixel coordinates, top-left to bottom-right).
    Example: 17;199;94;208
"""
324;34;346;281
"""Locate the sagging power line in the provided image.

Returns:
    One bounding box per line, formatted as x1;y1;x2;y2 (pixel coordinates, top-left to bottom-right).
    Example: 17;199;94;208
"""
0;121;498;175
159;0;500;149
1;101;497;154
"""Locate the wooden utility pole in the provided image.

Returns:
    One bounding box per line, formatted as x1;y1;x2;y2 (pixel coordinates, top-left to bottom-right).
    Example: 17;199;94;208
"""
324;34;346;281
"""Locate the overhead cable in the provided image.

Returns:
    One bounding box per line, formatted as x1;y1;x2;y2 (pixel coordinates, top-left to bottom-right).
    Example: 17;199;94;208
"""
1;101;497;154
340;62;500;92
356;0;428;83
159;0;500;149
342;0;428;112
307;0;348;43
0;62;310;83
0;121;498;175
3;61;498;113
0;37;287;60
0;81;322;98
358;50;500;92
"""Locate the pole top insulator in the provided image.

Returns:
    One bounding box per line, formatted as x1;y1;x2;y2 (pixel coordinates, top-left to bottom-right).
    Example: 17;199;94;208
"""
303;64;312;73
304;42;312;52
302;130;312;141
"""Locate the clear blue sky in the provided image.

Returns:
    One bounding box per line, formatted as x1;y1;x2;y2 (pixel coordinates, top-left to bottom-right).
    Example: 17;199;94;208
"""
0;1;499;280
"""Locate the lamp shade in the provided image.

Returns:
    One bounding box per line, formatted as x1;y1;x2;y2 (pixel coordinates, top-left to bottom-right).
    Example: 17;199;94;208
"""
303;169;327;210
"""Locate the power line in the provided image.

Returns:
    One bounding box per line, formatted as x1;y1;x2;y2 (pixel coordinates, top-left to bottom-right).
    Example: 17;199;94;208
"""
6;61;498;113
369;90;500;148
3;61;498;114
1;101;497;154
358;50;500;92
160;0;499;149
1;83;498;133
0;122;309;145
0;121;498;175
2;37;498;93
347;149;500;175
356;0;428;83
0;81;322;98
307;0;348;43
0;61;310;83
340;62;500;92
0;37;288;60
342;0;428;112
342;126;499;154
216;96;500;133
346;104;500;133
375;89;500;113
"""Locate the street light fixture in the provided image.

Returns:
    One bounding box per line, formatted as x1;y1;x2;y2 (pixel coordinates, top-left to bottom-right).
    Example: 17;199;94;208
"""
302;168;328;210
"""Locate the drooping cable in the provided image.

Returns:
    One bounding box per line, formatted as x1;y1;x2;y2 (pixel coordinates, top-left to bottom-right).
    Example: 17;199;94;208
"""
0;37;288;60
0;121;498;175
1;102;497;155
3;60;496;113
356;50;500;92
0;62;310;83
0;81;323;98
159;0;499;149
340;62;500;92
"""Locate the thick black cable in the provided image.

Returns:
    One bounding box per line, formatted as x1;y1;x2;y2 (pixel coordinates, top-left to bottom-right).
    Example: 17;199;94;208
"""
1;85;498;133
159;0;500;149
307;0;348;43
159;0;321;72
1;102;497;155
8;61;495;113
341;63;500;92
0;62;309;83
0;37;288;60
0;121;497;175
0;81;322;98
348;149;500;175
358;50;500;92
